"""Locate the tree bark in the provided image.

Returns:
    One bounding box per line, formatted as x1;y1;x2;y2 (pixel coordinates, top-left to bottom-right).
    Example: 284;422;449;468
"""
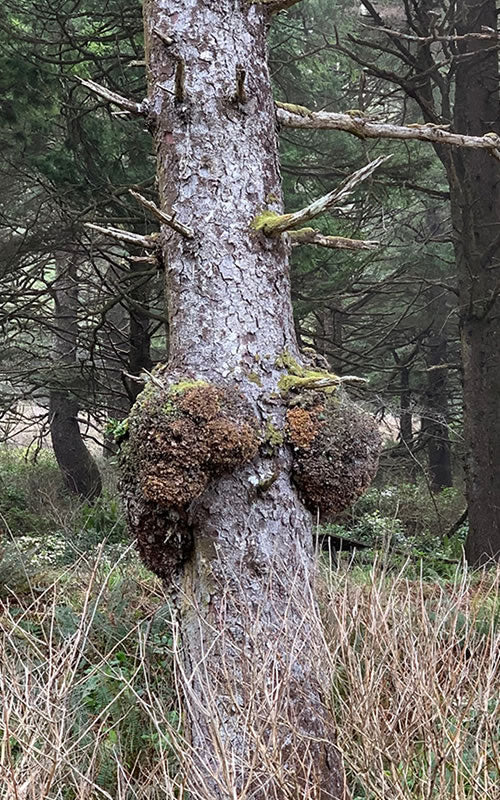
128;260;153;390
423;319;453;493
122;1;353;797
450;0;500;565
49;258;102;501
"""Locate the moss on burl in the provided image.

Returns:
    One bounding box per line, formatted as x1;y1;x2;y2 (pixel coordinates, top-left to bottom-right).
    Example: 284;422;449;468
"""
286;393;381;515
122;381;260;511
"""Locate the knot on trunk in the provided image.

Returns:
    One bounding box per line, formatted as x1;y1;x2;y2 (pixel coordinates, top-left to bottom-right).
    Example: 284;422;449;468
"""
122;380;260;510
285;393;381;515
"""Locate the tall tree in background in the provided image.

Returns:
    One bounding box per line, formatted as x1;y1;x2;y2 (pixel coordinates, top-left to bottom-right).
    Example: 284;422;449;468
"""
451;0;500;564
279;0;500;564
49;256;102;499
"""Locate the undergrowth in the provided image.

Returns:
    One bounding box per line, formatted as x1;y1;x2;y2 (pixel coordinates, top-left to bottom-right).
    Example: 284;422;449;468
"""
0;548;498;799
0;450;497;798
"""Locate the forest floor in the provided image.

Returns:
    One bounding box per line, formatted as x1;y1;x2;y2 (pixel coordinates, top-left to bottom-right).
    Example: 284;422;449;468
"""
0;449;498;800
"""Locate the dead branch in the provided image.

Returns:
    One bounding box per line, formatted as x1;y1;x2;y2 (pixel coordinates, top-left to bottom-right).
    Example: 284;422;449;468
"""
289;228;379;250
276;104;500;160
78;78;149;116
257;155;390;235
84;223;158;249
361;23;500;45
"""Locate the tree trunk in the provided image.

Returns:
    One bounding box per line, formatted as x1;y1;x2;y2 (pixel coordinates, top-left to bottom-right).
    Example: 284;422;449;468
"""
49;258;102;501
121;1;364;797
450;0;500;565
424;336;453;493
423;290;453;493
128;260;153;391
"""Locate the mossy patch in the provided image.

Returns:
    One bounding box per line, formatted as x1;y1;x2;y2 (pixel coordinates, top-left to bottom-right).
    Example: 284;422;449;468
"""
264;420;284;448
286;396;381;515
275;349;340;395
246;371;262;387
276;101;313;117
169;379;209;395
250;209;293;234
122;382;259;511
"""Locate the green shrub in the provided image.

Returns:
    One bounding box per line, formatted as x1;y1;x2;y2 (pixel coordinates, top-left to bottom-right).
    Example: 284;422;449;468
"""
0;447;64;537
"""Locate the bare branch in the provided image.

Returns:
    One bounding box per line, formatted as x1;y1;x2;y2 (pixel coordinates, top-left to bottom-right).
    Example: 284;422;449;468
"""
254;156;390;236
276;104;500;160
128;190;195;239
84;223;158;249
289;228;379;250
361;23;500;44
78;78;149;116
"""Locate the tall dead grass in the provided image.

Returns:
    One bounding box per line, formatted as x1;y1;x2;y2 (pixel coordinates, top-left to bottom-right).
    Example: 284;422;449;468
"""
0;549;498;799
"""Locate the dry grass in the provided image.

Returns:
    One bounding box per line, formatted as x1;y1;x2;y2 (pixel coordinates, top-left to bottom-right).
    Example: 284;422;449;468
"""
325;559;499;799
0;548;498;799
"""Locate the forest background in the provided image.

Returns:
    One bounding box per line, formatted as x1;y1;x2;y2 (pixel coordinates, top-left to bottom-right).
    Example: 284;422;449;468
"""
0;1;498;799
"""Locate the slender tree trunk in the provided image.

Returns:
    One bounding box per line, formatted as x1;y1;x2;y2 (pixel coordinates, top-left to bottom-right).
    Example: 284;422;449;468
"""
450;0;500;564
399;364;413;454
423;288;453;493
122;1;355;797
128;260;152;390
424;339;453;493
49;258;102;500
102;263;130;455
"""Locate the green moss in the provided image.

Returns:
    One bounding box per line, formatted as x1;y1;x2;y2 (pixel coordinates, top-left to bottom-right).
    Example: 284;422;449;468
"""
278;373;339;394
106;417;129;443
275;349;340;396
247;371;262;386
168;379;209;395
276;101;313;117
250;209;293;234
274;349;303;375
264;420;284;447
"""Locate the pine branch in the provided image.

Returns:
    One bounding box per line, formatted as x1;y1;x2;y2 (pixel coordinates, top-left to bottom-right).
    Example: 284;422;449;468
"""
129;190;194;239
289;228;379;250
276;104;500;160
254;156;390;236
79;78;149;116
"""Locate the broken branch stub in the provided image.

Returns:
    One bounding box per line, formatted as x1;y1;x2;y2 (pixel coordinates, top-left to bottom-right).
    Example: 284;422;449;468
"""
128;190;195;239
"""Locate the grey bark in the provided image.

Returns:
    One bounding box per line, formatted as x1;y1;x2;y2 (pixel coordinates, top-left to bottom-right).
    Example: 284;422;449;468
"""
423;291;452;493
122;1;349;797
450;0;500;565
49;258;102;501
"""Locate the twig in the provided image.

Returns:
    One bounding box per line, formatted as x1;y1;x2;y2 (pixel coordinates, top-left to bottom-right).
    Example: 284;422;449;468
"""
84;223;158;249
289;228;379;250
78;78;148;116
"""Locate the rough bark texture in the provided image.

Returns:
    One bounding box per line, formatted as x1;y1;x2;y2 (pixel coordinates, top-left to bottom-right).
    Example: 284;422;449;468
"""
120;1;359;797
49;259;102;501
423;296;452;493
450;0;500;565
